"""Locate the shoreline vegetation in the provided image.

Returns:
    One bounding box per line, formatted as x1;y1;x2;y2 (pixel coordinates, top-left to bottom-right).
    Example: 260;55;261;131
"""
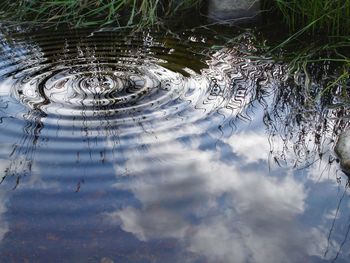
0;0;349;98
0;1;349;33
0;0;203;28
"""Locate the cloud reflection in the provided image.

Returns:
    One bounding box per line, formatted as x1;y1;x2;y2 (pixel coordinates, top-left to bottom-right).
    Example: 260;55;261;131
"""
105;132;335;263
225;131;270;164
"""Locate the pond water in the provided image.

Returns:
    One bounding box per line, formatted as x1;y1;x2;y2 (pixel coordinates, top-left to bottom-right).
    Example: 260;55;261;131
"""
0;25;349;263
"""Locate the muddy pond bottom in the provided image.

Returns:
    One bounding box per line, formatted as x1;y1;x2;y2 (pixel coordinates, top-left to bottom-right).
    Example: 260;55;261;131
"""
0;25;349;263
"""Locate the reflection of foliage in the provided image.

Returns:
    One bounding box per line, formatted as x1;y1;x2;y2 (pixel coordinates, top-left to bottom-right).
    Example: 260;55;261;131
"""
253;59;350;261
325;181;350;262
1;110;44;189
263;69;350;170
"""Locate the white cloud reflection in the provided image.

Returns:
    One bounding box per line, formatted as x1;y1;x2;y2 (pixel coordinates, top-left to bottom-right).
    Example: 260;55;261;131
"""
105;131;336;263
225;131;270;164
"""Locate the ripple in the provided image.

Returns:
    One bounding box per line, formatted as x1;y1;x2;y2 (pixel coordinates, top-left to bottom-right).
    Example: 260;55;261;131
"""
0;27;282;181
15;62;186;118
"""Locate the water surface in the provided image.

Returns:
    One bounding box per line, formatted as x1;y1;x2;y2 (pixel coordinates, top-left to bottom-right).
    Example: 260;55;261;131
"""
0;25;349;263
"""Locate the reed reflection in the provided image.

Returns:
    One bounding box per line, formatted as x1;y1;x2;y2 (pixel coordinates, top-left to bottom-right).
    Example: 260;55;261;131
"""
0;25;348;262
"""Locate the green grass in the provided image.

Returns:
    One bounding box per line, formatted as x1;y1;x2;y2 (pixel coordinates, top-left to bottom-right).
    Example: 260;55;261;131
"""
260;0;350;100
0;0;202;27
262;0;350;35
